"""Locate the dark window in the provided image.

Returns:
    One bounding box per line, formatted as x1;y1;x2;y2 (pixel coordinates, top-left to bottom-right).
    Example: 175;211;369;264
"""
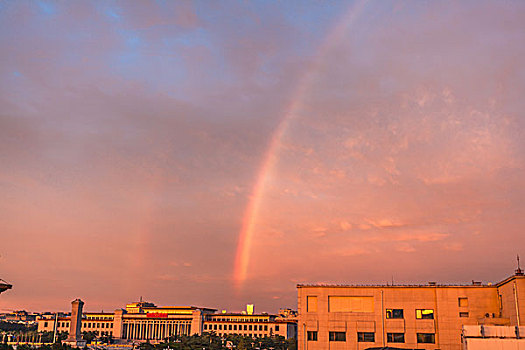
357;332;375;342
259;325;263;331
416;309;434;319
386;309;404;319
275;325;279;331
264;325;267;331
44;322;48;327
249;325;252;331
460;312;469;318
219;325;222;330
307;331;318;341
234;325;237;330
214;325;217;330
329;332;346;342
244;325;247;330
417;333;435;344
229;325;232;330
387;333;405;343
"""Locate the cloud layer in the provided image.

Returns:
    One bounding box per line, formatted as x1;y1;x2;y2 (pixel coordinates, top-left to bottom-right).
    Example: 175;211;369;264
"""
0;0;524;313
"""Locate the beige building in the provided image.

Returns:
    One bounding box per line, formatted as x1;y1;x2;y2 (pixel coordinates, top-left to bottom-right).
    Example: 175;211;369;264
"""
297;269;525;350
37;300;297;342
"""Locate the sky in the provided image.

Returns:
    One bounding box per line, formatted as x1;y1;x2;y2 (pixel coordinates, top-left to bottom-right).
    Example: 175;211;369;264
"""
1;0;524;314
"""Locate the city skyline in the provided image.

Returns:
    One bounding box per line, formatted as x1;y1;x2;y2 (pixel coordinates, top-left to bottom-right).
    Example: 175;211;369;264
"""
1;1;525;313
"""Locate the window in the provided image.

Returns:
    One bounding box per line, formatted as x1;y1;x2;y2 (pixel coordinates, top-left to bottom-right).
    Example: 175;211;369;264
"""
44;322;48;327
249;325;252;331
329;332;346;341
329;296;374;312
459;297;469;307
416;309;434;319
244;325;247;330
234;325;237;330
214;325;217;330
229;325;232;330
387;333;405;343
307;296;318;312
264;325;267;331
357;332;375;342
386;309;404;319
307;331;318;341
275;325;279;331
417;333;435;344
459;312;469;318
219;325;222;330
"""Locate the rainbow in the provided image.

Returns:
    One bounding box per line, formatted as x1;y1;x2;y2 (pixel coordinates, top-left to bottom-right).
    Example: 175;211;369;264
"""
233;0;370;289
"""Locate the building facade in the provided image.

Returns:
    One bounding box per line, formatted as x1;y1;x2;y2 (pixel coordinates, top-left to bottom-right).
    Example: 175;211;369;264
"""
297;270;525;350
37;301;297;342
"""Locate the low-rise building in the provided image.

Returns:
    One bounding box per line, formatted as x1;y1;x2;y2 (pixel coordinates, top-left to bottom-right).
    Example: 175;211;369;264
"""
203;312;297;339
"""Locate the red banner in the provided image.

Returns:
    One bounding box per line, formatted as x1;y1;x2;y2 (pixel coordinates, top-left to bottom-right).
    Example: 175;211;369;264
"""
146;313;168;318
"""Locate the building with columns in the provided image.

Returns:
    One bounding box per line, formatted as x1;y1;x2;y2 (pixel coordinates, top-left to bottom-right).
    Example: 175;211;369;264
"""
297;268;525;350
37;300;297;342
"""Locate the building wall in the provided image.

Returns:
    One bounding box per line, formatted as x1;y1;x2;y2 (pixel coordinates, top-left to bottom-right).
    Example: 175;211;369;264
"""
498;276;525;326
298;275;524;350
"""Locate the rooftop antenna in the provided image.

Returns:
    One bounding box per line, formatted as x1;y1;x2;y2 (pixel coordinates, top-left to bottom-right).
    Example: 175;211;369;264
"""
516;255;524;276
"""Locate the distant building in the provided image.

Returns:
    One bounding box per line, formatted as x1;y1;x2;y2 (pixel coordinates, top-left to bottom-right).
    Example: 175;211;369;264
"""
0;310;38;323
297;267;525;350
37;301;297;342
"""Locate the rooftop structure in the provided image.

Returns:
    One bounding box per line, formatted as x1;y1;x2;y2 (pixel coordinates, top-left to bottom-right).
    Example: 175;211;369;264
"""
0;279;12;294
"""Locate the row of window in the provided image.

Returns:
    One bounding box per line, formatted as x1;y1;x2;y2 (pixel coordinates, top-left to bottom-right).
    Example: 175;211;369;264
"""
43;321;113;329
307;296;469;313
210;333;268;338
207;318;270;322
307;331;435;344
82;322;113;329
203;324;279;332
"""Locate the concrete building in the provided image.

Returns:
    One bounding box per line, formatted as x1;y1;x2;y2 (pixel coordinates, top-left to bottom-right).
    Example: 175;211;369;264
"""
297;268;525;350
37;301;297;343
